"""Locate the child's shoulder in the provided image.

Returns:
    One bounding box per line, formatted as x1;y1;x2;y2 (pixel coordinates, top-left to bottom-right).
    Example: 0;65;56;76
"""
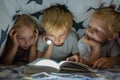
67;31;79;40
108;39;120;46
69;31;79;37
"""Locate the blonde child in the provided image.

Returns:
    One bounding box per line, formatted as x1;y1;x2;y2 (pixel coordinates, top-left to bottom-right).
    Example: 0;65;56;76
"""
37;5;80;62
0;14;39;65
74;7;120;69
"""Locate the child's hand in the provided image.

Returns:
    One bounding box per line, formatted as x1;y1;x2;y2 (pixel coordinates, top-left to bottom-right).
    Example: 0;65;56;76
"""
66;55;78;62
9;28;19;47
42;33;53;45
82;35;100;48
32;29;39;46
66;54;85;63
92;57;115;69
34;29;39;42
42;33;48;43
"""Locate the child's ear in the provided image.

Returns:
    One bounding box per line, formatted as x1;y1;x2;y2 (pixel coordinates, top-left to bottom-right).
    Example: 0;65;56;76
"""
109;32;119;40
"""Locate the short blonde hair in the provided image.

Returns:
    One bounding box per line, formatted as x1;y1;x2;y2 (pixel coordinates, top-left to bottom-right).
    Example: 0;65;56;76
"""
92;7;120;35
41;5;73;34
13;14;38;31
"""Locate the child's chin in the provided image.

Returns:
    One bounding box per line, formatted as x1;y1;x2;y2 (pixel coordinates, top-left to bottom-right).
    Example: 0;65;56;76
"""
55;43;64;46
22;47;29;49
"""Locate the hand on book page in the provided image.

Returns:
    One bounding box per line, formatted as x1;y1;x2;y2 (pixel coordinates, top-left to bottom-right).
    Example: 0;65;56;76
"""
23;58;97;74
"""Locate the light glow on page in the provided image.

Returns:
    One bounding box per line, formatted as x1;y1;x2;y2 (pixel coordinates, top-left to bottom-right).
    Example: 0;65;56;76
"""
34;59;59;70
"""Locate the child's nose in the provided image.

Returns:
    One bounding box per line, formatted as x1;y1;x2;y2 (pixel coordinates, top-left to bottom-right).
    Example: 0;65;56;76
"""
54;38;60;43
25;40;30;46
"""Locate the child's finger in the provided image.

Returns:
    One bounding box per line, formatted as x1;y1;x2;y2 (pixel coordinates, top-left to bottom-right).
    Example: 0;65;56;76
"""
35;29;39;34
34;29;39;36
78;57;83;63
66;57;76;61
9;28;15;38
75;57;79;62
13;32;19;46
34;32;39;41
102;64;109;69
92;59;102;68
42;36;47;43
13;32;18;40
96;61;105;69
66;57;71;61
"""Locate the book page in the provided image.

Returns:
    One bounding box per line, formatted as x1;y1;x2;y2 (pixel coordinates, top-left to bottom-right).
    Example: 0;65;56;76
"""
59;61;94;72
23;65;60;74
23;58;62;74
28;58;60;70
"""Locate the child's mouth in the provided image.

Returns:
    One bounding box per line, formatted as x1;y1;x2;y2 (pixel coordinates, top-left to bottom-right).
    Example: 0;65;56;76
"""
86;34;94;40
23;46;29;49
86;35;102;44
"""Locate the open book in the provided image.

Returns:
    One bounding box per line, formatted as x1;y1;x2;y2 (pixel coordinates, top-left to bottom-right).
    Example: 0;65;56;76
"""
23;58;96;74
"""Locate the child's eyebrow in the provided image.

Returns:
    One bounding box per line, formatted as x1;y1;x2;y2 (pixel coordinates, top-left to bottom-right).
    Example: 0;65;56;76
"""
17;34;21;37
17;36;22;38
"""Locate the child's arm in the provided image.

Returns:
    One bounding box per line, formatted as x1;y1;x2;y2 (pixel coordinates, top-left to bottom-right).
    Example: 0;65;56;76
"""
42;44;54;58
66;53;87;63
92;55;120;69
66;53;79;62
36;35;54;58
36;44;54;58
1;45;18;64
29;29;38;62
82;35;101;63
29;45;37;62
88;46;100;63
1;29;18;64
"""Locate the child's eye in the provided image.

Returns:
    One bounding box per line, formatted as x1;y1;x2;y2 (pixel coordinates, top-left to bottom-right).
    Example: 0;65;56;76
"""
31;35;34;39
94;29;100;32
60;35;66;39
18;37;24;40
48;35;54;38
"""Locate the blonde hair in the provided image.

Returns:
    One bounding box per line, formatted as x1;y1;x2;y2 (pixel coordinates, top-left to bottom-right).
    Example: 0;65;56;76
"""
13;14;38;31
1;14;38;56
41;5;73;34
92;7;120;35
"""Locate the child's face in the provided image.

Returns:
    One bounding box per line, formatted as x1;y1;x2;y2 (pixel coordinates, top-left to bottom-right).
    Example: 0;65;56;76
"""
16;27;35;49
85;17;111;44
45;30;68;46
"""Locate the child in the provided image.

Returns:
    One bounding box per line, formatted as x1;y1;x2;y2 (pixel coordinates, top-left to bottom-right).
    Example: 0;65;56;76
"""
68;7;120;69
37;5;79;62
0;14;39;65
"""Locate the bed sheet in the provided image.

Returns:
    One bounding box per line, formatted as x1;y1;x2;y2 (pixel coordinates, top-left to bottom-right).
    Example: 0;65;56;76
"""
0;64;120;80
